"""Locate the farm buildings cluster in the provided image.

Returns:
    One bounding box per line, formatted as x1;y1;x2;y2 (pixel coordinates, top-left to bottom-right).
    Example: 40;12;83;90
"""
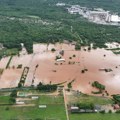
67;5;120;25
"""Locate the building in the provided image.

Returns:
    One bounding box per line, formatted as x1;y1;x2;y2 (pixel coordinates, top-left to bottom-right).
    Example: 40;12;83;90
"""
110;15;120;23
88;11;109;22
39;105;47;108
56;3;65;6
70;106;79;113
17;92;27;97
56;58;65;62
31;96;39;100
114;104;120;110
16;100;25;105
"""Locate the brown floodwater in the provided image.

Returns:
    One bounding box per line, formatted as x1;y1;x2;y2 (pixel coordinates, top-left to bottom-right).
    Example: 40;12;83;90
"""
0;43;120;95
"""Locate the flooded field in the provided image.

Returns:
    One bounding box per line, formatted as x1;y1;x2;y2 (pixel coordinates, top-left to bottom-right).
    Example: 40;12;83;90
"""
0;43;120;95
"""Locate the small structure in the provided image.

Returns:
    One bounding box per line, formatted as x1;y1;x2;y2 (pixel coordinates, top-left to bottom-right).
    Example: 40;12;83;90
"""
114;104;120;110
0;43;4;50
110;15;120;23
56;58;65;62
70;106;79;113
59;50;64;56
94;105;102;112
56;3;65;6
39;105;47;108
16;100;25;105
31;96;39;100
17;92;27;97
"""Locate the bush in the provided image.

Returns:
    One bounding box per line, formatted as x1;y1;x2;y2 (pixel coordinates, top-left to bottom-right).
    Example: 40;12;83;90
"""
51;48;56;52
17;64;22;69
37;84;57;92
81;70;85;73
108;110;112;113
75;44;81;50
92;81;105;90
10;90;17;98
77;103;94;110
9;97;16;104
116;110;120;113
5;107;9;111
73;54;76;57
100;110;105;114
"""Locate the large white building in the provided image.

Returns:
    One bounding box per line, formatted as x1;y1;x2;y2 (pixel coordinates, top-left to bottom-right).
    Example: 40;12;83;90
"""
110;15;120;22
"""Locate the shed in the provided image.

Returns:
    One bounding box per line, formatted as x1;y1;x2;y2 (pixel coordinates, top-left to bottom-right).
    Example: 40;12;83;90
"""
56;58;65;62
16;101;25;105
31;96;39;100
39;105;47;108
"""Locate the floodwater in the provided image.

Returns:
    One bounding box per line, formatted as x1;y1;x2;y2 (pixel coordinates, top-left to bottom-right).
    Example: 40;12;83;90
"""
0;43;120;95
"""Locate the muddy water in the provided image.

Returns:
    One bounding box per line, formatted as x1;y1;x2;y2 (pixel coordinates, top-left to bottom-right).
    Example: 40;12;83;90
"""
0;69;22;88
28;44;120;95
0;43;120;95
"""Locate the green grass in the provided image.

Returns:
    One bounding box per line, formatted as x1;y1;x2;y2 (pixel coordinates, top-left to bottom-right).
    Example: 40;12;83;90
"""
70;113;120;120
5;48;19;56
0;48;19;58
0;95;67;120
37;95;64;104
0;96;10;104
0;105;66;120
68;94;113;105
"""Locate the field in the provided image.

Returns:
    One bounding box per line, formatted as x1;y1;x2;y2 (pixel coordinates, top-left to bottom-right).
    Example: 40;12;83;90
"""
69;113;120;120
0;94;67;120
67;94;113;105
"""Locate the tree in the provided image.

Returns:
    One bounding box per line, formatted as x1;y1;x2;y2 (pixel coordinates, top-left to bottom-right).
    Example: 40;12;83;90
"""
9;97;16;104
51;48;56;52
10;90;17;98
18;82;22;88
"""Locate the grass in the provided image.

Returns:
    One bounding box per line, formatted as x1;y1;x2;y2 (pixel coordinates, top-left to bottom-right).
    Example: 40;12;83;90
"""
69;113;120;120
0;48;19;58
37;95;64;104
106;48;120;54
67;94;113;105
0;96;10;104
5;48;19;56
0;95;67;120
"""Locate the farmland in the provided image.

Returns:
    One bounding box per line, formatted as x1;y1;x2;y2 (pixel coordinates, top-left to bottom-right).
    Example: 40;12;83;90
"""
0;94;66;120
70;113;120;120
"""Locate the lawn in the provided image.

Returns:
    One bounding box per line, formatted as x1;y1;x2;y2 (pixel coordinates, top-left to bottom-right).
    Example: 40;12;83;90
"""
67;94;113;105
37;95;64;104
0;96;10;104
0;95;67;120
70;113;120;120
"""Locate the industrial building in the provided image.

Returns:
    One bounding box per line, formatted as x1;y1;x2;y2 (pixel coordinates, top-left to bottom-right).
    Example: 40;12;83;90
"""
66;5;120;25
